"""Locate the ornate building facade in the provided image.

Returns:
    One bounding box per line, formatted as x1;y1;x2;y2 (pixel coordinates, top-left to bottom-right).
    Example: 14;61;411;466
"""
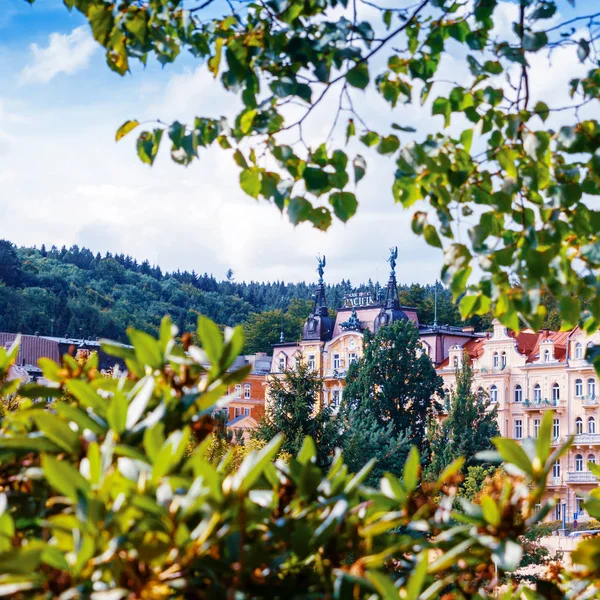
270;251;480;409
438;320;600;524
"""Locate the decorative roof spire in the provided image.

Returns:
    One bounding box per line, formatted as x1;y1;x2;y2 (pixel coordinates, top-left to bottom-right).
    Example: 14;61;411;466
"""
433;279;439;327
280;330;285;343
316;254;326;284
374;246;407;333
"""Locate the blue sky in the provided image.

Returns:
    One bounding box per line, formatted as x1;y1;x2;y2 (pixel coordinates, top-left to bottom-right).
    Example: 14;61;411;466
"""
0;1;595;285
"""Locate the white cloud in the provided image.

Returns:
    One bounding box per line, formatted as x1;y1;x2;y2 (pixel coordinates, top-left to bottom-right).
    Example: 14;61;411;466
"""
18;26;97;86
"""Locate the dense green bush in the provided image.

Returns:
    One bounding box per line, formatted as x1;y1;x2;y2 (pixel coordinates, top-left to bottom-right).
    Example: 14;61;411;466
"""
0;319;599;598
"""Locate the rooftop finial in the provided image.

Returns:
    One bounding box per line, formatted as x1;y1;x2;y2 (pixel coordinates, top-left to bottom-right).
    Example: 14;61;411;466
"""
316;254;326;284
279;330;285;343
387;246;398;274
433;279;439;327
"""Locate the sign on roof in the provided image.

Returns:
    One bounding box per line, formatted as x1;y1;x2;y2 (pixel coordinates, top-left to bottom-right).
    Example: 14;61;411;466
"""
342;292;376;308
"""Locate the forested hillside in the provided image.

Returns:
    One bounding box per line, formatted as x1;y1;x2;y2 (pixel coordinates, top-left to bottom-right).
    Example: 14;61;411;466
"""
1;239;479;347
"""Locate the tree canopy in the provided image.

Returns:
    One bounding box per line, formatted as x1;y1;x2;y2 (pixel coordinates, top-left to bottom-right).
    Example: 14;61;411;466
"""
343;319;443;452
31;0;600;351
426;356;500;478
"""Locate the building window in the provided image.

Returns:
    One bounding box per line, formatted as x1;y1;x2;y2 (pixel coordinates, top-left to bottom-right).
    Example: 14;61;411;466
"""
514;419;523;440
533;384;542;403
453;356;459;368
514;385;522;403
588;454;596;467
331;389;341;408
234;406;242;417
588;342;595;363
244;384;251;399
543;349;551;362
552;383;560;404
278;357;285;372
555;502;562;521
576;378;583;397
576;454;584;472
588;378;596;399
244;408;250;416
553;418;560;440
576;497;584;516
234;384;242;398
333;354;341;370
493;352;499;368
307;354;315;371
490;385;498;403
501;351;507;368
349;352;357;365
576;417;583;434
477;387;485;400
553;460;561;479
575;342;583;359
533;418;540;438
589;416;596;434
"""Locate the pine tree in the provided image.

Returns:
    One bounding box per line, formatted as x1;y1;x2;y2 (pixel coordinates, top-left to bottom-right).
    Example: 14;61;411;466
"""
252;359;339;467
343;320;442;453
426;356;500;478
341;407;412;487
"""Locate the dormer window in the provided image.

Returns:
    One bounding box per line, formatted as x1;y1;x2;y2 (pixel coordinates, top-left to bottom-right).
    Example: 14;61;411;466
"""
453;356;459;368
575;342;583;359
278;357;285;372
543;349;551;362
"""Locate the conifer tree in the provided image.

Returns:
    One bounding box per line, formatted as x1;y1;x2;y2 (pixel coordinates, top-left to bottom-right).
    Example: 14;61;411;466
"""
252;359;339;467
343;320;442;453
427;356;500;478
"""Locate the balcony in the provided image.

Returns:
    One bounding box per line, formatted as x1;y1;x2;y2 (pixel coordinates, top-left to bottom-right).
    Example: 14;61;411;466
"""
567;471;597;483
574;434;600;445
548;476;564;487
523;398;563;411
582;396;598;408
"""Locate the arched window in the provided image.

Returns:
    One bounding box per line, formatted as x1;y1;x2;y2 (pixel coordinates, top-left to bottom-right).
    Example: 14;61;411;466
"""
453;356;459;368
588;454;596;467
543;349;551;362
576;417;583;434
493;352;499;368
588;378;596;399
575;342;583;359
533;384;542;403
552;383;560;404
490;385;498;403
589;416;596;434
575;378;583;397
514;385;522;403
477;387;484;400
501;351;507;368
576;454;584;472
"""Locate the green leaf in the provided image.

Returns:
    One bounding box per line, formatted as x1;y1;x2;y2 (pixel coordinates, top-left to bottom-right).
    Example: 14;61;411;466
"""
288;196;313;225
493;438;534;476
346;119;356;143
353;155;366;183
116;120;139;141
533;101;549;122
128;329;163;369
42;454;90;501
107;392;128;435
197;316;224;364
88;4;113;45
480;495;501;526
240;168;261;198
346;62;369;90
406;551;429;600
239;109;257;134
33;413;79;454
126;377;155;430
329;192;358;223
304;167;329;193
403;446;420;493
66;380;107;417
424;225;443;249
432;97;451;127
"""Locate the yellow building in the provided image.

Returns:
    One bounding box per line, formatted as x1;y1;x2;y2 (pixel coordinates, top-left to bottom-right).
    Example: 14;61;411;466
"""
270;252;479;409
438;319;600;524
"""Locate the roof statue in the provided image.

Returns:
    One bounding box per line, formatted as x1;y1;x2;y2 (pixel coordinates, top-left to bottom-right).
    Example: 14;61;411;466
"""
316;254;326;284
387;246;398;273
340;306;361;331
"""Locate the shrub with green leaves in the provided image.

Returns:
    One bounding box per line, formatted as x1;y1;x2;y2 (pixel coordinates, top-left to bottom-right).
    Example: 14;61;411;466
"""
0;319;598;598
